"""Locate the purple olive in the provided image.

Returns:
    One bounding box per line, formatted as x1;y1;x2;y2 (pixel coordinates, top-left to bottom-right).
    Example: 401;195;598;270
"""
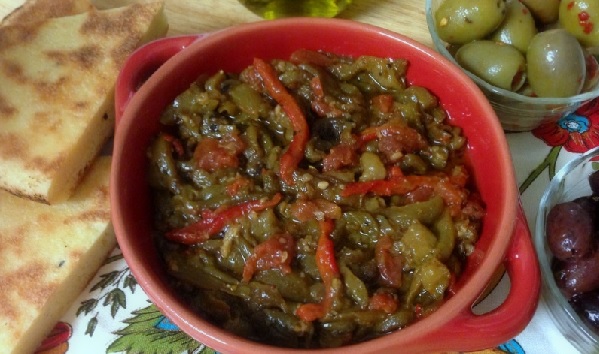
573;196;599;232
570;289;599;335
553;252;599;299
547;201;594;260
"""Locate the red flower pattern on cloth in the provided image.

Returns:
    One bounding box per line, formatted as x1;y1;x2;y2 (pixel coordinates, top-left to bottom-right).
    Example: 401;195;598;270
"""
532;99;599;153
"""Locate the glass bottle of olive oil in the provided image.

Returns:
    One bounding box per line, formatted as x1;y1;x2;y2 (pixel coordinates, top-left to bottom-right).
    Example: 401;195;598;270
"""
239;0;352;19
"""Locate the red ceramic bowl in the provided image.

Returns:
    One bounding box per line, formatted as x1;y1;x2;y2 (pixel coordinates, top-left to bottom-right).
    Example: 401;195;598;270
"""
111;18;540;354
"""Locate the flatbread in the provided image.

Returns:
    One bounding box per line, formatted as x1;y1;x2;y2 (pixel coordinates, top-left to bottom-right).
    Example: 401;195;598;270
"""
2;0;94;26
0;156;115;354
0;1;168;203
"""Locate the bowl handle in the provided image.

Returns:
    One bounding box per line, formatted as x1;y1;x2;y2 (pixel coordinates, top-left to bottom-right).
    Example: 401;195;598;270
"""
114;34;207;126
431;202;540;350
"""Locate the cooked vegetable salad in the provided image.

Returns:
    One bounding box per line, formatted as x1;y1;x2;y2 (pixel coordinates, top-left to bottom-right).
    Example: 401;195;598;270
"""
147;50;486;348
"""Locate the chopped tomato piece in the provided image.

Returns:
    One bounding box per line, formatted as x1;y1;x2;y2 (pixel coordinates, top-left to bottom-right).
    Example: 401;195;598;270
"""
433;178;467;216
358;122;427;151
371;94;394;114
387;166;404;178
226;175;252;196
289;198;342;222
375;235;403;288
295;303;325;322
368;291;399;314
194;132;246;172
242;233;296;282
358;123;428;162
322;144;358;172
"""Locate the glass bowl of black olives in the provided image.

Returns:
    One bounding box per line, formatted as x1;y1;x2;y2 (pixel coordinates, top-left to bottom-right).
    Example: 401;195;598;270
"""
535;146;599;353
425;0;599;132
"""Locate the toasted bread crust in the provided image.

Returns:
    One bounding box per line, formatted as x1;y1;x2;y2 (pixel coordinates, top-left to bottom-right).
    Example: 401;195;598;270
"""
0;1;168;203
2;0;94;26
0;157;115;354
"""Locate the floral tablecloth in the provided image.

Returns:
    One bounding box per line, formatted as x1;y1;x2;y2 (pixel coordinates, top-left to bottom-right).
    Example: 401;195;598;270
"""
35;99;599;354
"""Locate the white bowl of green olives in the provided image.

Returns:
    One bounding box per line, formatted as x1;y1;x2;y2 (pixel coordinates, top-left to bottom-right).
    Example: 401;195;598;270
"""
426;0;599;132
535;147;599;353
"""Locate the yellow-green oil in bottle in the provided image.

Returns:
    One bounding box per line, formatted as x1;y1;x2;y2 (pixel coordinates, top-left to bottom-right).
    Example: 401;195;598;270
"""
239;0;352;19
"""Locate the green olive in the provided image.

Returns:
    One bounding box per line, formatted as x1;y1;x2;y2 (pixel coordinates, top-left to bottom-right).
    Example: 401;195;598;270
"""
490;0;538;53
527;29;586;98
559;0;599;47
455;40;526;91
520;0;560;24
435;0;507;45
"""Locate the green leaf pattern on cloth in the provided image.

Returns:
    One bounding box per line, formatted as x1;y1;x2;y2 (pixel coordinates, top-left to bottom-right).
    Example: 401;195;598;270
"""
106;305;208;354
76;252;137;337
70;247;214;354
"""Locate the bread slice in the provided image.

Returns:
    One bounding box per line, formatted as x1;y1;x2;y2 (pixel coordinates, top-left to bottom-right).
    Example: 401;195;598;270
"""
2;0;94;26
0;156;115;354
0;1;168;203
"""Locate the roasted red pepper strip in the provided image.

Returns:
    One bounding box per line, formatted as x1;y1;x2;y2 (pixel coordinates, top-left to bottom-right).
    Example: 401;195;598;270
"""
296;219;340;322
343;175;467;216
309;75;345;118
316;219;340;282
253;58;308;185
341;175;439;197
165;193;282;245
311;75;326;99
357;124;389;145
357;122;426;148
289;49;337;67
